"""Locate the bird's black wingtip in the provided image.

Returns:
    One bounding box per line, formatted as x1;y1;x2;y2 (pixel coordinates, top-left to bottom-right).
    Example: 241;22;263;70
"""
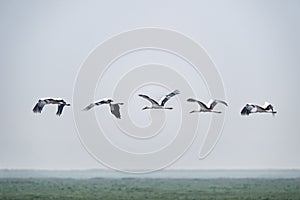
56;110;62;116
240;112;249;116
32;104;42;113
186;98;195;102
240;107;249;116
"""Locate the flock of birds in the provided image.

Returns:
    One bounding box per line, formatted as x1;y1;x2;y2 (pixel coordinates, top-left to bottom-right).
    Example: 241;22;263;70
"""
32;90;277;119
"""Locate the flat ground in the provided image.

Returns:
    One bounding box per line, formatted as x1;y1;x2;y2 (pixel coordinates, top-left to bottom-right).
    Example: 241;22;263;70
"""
0;178;299;200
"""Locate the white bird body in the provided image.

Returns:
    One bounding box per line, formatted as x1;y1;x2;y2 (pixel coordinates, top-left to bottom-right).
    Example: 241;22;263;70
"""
251;106;258;113
150;104;165;109
187;98;228;114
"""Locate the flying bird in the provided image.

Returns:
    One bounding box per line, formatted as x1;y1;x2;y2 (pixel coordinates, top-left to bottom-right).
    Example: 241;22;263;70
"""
187;98;228;114
83;99;124;119
32;97;71;116
241;102;277;116
139;90;180;110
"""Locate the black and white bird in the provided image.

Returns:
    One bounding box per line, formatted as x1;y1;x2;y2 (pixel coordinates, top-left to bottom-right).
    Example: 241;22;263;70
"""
241;102;277;116
32;97;71;116
83;99;124;119
187;98;228;114
139;90;180;110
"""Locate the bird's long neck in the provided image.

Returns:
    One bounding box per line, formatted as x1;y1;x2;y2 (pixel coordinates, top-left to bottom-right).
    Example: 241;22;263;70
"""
190;110;200;113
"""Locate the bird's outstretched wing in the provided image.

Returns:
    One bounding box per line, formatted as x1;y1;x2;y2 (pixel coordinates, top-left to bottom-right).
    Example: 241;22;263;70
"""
241;104;254;115
83;99;111;111
56;104;65;116
138;94;159;106
83;103;96;111
209;99;228;109
265;104;277;115
265;104;273;111
32;100;47;113
160;90;180;106
241;106;250;115
187;98;209;109
110;103;124;119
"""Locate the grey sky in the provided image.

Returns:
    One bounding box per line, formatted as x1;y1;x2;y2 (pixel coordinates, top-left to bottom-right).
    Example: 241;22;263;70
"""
0;0;300;170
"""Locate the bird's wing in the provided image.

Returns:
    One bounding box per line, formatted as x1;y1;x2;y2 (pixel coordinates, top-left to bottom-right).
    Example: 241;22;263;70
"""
265;104;274;111
53;99;65;104
240;106;249;115
110;103;122;119
263;101;271;108
83;100;110;111
138;94;159;106
32;100;47;113
255;105;265;112
56;104;65;116
187;98;208;109
159;90;180;106
209;99;228;109
241;104;254;115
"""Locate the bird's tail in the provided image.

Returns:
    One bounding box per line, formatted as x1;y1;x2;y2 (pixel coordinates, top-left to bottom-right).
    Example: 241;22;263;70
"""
113;102;124;105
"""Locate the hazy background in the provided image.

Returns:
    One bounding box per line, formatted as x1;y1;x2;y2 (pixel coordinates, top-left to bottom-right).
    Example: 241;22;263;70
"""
0;0;300;170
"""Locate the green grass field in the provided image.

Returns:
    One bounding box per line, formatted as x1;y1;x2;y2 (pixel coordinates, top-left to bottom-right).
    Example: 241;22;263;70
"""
1;178;300;200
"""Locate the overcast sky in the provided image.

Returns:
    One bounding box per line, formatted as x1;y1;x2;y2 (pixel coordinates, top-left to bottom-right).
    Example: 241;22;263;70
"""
0;0;300;170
